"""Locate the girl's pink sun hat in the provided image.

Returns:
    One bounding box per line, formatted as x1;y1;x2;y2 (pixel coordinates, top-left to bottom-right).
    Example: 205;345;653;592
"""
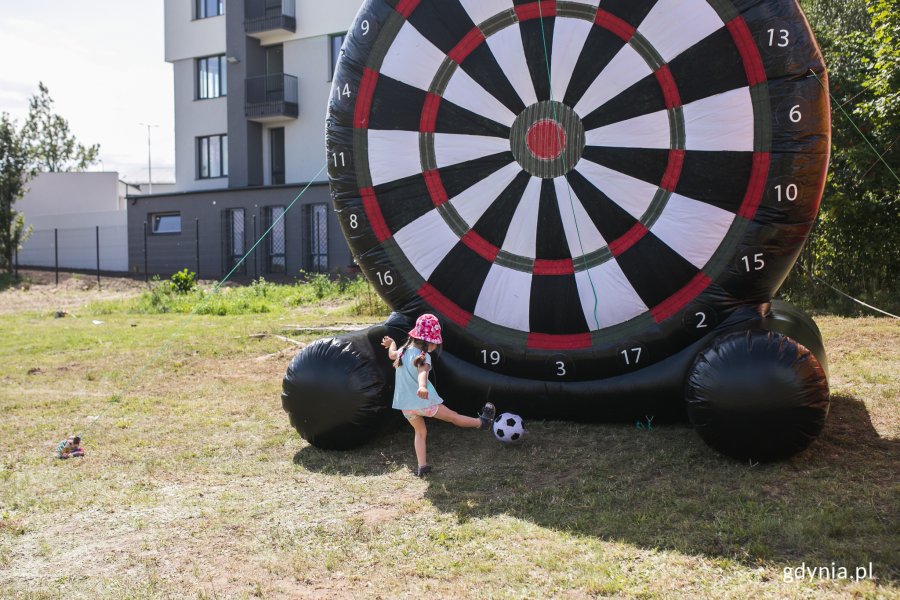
408;313;443;345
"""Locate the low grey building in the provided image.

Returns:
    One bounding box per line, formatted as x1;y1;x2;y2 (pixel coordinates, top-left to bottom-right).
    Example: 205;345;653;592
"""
127;182;351;279
129;0;362;279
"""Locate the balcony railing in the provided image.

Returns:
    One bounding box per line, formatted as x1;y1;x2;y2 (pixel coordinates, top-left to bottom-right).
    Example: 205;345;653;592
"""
245;74;299;120
244;0;296;35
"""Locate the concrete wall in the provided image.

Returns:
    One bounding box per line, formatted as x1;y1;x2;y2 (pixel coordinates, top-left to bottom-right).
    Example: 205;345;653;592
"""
295;0;362;40
165;0;226;62
283;34;333;183
127;184;352;279
173;58;230;193
16;173;129;272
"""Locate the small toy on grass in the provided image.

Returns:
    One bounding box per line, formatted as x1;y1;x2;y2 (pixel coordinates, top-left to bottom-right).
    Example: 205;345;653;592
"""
493;413;525;444
55;436;85;459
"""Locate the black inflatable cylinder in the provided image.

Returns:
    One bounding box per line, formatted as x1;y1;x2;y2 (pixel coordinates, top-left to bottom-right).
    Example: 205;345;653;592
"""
685;328;829;462
282;321;406;450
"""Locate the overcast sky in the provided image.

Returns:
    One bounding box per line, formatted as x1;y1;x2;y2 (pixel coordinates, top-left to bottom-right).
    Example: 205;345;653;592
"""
0;1;175;183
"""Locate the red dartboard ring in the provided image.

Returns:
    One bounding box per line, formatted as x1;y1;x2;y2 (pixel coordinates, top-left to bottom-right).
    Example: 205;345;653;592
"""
326;0;830;382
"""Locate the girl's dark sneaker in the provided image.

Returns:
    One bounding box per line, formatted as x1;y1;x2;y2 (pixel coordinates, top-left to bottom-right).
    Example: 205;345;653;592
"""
479;403;496;430
416;465;432;477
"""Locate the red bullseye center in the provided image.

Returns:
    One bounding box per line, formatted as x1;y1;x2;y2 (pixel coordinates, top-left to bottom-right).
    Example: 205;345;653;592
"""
526;119;566;160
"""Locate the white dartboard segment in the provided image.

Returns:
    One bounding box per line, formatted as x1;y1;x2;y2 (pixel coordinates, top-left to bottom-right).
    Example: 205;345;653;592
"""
367;130;423;186
637;0;724;63
576;160;660;221
380;22;447;92
450;162;524;227
584;109;671;150
394;209;461;281
434;133;512;169
553;176;608;257
500;176;543;258
574;44;653;118
683;87;755;151
474;264;533;332
550;18;595;103
457;0;515;27
650;193;735;270
576;260;649;330
443;69;518;128
486;26;539;107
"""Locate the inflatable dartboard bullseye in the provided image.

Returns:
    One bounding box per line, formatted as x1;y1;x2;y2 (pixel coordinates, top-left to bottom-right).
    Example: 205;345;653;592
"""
285;0;832;460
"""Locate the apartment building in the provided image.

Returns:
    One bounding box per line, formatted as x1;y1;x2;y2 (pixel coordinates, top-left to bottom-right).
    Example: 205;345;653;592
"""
128;0;362;278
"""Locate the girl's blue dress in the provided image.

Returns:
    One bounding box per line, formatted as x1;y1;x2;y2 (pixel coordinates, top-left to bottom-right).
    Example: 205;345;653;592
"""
391;348;444;410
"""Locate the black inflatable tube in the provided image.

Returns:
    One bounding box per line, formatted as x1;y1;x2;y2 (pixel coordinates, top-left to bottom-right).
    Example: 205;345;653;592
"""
283;301;828;450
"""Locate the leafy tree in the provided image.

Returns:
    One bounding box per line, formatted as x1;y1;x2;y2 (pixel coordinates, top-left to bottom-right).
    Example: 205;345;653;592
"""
0;114;35;274
22;82;100;172
782;0;900;314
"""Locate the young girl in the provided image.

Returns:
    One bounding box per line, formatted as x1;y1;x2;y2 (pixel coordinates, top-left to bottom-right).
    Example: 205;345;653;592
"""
382;314;495;477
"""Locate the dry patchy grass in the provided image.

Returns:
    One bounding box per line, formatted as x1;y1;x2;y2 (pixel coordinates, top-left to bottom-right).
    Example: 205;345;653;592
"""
0;283;897;599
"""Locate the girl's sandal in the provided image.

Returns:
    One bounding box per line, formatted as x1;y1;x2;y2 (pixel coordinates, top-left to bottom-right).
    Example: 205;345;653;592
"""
416;465;432;477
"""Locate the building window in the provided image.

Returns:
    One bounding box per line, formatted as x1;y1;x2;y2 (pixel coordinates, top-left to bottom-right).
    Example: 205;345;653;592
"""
198;134;228;179
265;206;286;274
223;208;245;274
151;213;181;235
305;203;328;272
196;0;224;19
197;55;227;99
270;127;285;185
329;33;346;80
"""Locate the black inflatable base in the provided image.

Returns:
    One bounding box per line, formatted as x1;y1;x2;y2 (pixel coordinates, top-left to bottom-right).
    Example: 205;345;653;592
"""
685;329;830;462
283;303;830;460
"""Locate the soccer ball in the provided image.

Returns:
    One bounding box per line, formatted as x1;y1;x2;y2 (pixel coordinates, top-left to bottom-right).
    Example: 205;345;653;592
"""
492;412;525;443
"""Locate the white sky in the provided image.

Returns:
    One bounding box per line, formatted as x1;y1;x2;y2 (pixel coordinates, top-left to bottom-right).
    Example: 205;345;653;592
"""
0;1;175;183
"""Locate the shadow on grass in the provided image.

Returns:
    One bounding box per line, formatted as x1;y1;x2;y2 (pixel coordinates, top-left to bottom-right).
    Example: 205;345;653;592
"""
294;395;898;581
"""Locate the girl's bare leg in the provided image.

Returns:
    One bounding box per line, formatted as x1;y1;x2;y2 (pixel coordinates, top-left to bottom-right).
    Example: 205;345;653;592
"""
433;404;481;428
409;416;428;467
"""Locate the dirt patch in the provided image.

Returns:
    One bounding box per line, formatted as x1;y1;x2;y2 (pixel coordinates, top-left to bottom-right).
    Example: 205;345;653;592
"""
0;270;147;315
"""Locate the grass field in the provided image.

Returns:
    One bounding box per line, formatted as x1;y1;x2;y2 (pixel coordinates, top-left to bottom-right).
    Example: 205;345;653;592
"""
0;274;897;599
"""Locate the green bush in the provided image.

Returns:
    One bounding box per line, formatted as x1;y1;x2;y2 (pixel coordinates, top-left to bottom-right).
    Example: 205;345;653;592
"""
170;269;197;294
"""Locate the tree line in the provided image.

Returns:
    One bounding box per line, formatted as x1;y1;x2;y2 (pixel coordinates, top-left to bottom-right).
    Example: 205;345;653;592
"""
0;83;99;275
783;0;899;314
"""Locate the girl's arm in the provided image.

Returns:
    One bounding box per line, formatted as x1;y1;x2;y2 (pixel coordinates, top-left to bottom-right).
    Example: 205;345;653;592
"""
381;336;399;361
416;363;429;399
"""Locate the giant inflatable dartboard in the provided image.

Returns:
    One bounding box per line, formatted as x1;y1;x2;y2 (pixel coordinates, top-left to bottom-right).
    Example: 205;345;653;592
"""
304;0;832;458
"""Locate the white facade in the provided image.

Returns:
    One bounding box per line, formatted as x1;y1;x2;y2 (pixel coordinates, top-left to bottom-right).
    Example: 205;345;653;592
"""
16;172;133;272
164;0;363;192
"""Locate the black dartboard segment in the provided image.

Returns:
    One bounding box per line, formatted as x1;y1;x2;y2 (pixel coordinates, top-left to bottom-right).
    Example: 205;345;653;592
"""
327;0;829;379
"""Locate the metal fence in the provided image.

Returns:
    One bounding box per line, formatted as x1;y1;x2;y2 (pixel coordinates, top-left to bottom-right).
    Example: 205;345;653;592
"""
15;209;332;284
16;225;129;286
